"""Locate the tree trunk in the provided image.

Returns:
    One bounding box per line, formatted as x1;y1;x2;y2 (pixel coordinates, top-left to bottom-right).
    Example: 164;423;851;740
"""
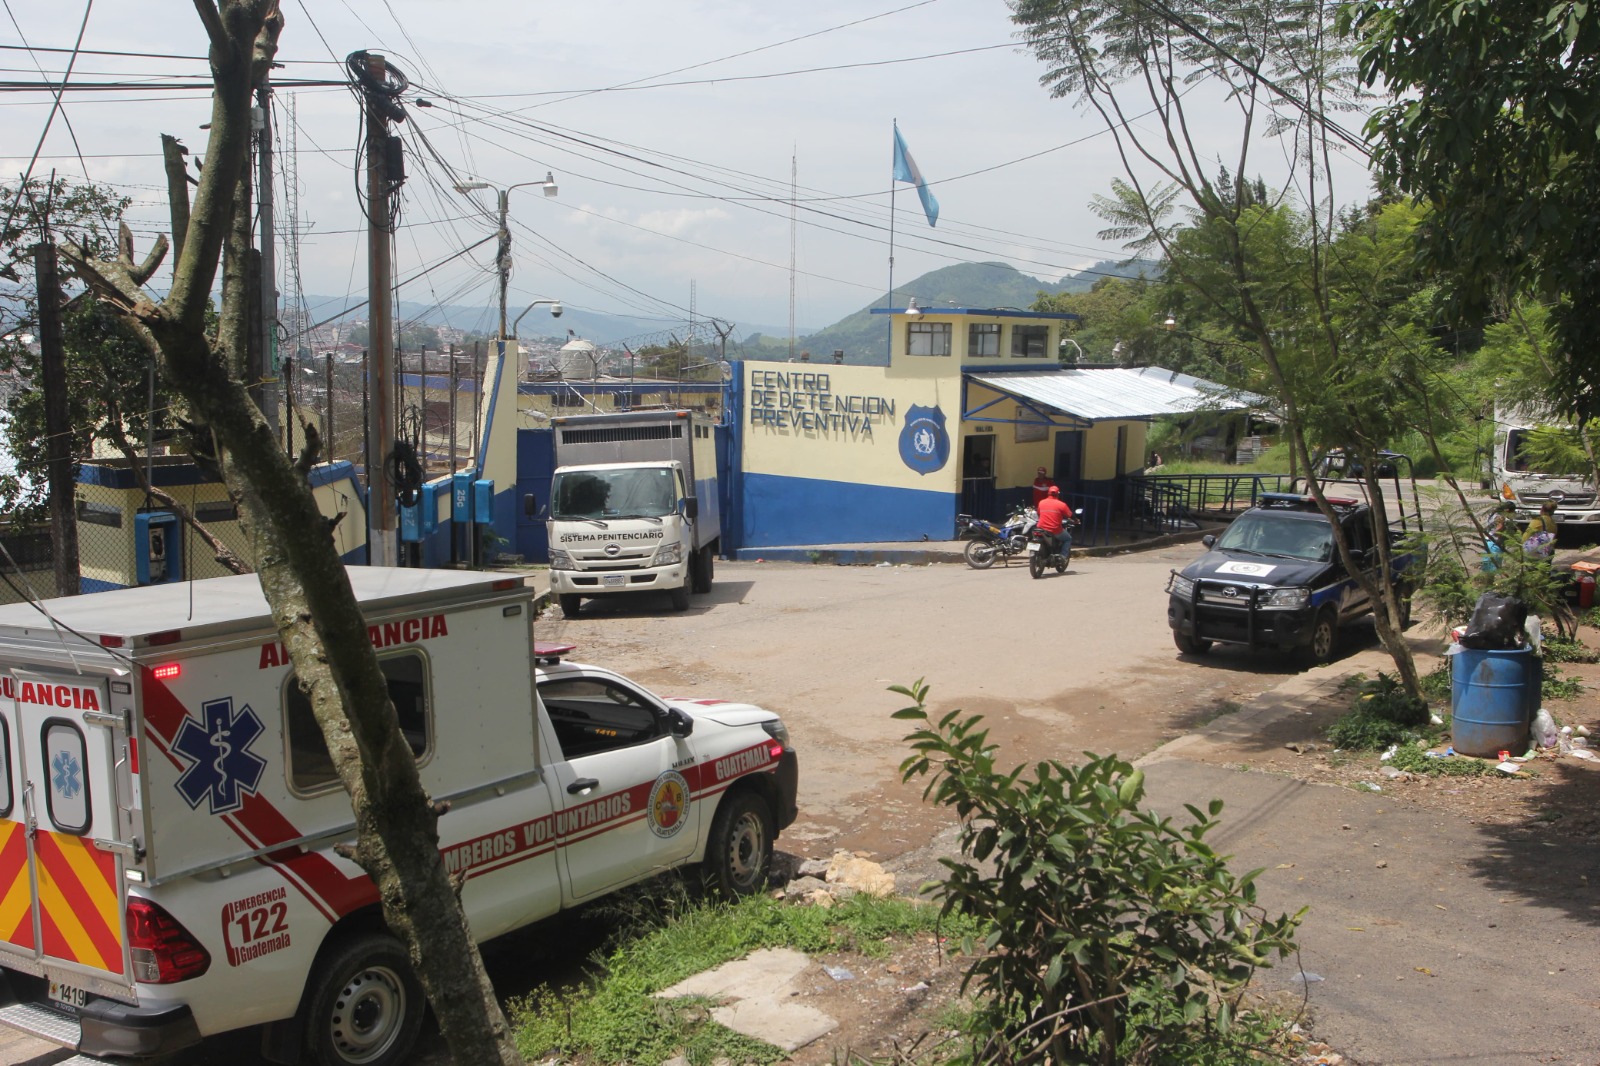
61;3;523;1062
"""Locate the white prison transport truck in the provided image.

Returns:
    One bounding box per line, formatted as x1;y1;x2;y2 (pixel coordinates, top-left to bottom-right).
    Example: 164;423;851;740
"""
0;568;797;1065
547;409;721;616
1493;404;1600;527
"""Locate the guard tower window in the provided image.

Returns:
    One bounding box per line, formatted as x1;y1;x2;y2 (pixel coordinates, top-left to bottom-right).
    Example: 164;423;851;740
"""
1011;325;1049;358
285;651;432;794
967;323;1001;357
907;322;951;357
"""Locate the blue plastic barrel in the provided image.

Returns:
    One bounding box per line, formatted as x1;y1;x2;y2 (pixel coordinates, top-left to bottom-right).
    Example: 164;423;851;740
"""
1450;647;1540;757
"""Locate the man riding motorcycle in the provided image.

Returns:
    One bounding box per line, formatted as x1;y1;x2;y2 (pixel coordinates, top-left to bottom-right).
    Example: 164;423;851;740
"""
1035;485;1076;555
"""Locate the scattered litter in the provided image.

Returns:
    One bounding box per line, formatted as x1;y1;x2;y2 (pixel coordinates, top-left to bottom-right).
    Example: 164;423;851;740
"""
1380;766;1406;780
900;981;929;994
1414;966;1434;976
1380;744;1398;762
1361;782;1382;792
1290;971;1324;984
823;965;856;981
1532;708;1559;748
1576;725;1592;738
1430;713;1444;726
1571;749;1596;762
1276;863;1297;869
1496;762;1521;774
1376;860;1388;868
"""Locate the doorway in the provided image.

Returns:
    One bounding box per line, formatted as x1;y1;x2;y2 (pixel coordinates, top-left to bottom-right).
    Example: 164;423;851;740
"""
961;434;996;517
1053;430;1085;491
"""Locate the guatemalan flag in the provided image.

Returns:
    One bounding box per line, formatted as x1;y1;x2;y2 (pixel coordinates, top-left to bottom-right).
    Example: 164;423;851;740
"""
892;122;940;228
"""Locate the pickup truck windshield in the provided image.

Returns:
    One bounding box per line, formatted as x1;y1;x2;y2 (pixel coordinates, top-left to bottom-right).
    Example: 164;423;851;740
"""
552;468;677;520
1215;513;1333;562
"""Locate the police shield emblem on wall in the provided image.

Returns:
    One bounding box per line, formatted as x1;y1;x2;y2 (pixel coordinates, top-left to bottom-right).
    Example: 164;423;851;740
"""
898;405;950;475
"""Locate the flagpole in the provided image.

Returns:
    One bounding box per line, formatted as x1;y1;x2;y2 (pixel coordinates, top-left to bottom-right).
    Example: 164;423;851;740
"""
887;119;898;364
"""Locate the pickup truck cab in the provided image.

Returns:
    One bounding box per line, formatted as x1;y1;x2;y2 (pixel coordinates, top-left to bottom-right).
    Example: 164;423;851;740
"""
1166;491;1421;664
0;569;796;1066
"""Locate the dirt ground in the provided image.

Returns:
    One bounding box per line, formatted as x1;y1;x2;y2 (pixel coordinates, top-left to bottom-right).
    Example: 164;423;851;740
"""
721;614;1600;1066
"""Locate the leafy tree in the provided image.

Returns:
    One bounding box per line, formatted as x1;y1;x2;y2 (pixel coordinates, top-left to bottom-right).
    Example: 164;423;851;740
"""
1009;0;1449;694
1343;0;1600;420
0;178;246;572
62;3;521;1062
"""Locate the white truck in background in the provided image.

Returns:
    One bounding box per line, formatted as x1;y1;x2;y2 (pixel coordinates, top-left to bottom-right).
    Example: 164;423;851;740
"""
1492;405;1600;529
547;410;721;616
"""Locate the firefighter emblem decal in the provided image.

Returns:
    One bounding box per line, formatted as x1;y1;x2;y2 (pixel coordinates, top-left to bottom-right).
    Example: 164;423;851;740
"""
898;404;950;475
647;770;690;839
172;697;268;815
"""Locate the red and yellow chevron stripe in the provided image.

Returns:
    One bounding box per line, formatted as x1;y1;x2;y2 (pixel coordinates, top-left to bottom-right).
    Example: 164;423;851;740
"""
0;820;34;952
34;830;121;973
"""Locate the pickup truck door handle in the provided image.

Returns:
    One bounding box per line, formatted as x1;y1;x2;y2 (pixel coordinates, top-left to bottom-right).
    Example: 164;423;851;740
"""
567;778;600;795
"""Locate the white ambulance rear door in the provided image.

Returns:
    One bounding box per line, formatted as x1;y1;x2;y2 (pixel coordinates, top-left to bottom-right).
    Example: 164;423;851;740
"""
1;667;134;1001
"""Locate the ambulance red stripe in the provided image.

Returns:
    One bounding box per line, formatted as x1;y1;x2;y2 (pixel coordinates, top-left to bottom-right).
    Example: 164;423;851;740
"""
34;832;122;972
0;821;35;950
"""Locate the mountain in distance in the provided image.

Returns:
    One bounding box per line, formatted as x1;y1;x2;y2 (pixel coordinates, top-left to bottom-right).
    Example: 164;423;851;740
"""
792;259;1159;364
300;295;793;352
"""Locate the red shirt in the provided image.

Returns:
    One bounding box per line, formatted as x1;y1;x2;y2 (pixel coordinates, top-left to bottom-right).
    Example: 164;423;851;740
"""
1031;477;1056;506
1036;495;1071;534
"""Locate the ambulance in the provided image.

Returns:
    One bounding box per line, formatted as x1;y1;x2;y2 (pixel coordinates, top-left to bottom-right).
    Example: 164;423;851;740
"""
0;568;798;1065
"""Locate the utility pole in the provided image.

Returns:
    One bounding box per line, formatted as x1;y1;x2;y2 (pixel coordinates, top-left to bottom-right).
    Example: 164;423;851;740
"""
35;239;79;597
496;189;511;341
255;81;280;438
360;52;403;566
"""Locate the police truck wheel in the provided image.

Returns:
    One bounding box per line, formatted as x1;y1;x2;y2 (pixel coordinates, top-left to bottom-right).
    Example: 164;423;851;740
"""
964;540;998;570
1301;608;1339;666
304;932;424;1066
702;792;774;898
559;594;582;618
669;583;690;612
1174;631;1212;655
1396;589;1414;630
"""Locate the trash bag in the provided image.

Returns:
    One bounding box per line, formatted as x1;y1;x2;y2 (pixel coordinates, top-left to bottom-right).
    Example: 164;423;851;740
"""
1460;591;1528;650
1532;707;1559;748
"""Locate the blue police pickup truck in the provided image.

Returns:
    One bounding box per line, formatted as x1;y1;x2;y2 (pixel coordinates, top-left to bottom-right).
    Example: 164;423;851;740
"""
1165;491;1422;665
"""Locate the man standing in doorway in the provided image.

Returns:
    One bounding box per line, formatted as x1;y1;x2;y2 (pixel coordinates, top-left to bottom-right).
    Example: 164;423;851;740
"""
1031;466;1057;506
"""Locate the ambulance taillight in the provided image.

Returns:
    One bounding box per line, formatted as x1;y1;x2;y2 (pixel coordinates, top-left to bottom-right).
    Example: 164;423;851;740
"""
127;897;211;983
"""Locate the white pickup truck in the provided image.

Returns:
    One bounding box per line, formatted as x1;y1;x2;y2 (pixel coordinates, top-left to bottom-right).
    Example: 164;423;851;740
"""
0;568;797;1065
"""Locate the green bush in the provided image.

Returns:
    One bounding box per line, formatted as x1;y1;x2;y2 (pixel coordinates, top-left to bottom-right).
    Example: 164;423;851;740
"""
1541;634;1598;664
1543;664;1583;701
893;681;1301;1066
1327;673;1430;750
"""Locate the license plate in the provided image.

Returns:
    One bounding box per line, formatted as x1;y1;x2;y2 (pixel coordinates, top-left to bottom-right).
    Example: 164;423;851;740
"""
1027;542;1041;553
48;980;87;1010
602;574;626;587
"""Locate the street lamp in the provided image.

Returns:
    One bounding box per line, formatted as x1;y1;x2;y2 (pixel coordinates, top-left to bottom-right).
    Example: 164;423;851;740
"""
1061;337;1085;362
454;172;559;339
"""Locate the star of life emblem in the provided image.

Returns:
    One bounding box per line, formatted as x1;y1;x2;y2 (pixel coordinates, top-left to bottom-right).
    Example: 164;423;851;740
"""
51;750;82;799
172;697;268;815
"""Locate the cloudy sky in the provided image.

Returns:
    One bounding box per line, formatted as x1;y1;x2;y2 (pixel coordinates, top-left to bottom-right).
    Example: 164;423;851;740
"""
3;0;1376;342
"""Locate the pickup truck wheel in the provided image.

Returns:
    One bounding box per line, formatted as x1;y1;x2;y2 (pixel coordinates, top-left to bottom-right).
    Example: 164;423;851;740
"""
703;792;774;898
1300;608;1339;666
1396;589;1414;630
559;594;582;618
669;583;690;612
1174;631;1211;655
963;540;998;570
304;932;424;1066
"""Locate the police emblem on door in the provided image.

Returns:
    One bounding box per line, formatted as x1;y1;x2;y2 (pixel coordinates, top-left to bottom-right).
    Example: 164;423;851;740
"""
647;770;690;838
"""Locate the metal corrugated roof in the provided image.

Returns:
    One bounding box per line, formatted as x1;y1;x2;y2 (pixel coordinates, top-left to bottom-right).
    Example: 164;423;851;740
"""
966;366;1266;423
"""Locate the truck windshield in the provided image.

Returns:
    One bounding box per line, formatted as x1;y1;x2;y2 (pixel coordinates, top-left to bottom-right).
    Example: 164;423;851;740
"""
551;468;677;520
1215;514;1333;562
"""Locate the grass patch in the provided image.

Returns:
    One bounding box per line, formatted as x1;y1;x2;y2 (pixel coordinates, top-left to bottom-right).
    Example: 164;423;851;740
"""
1541;635;1599;664
510;890;972;1065
1543;664;1583;701
1418;661;1452;703
1387;742;1490;777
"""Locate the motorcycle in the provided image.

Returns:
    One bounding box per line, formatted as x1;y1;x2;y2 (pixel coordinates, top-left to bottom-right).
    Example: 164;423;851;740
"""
957;505;1037;569
1027;509;1083;579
